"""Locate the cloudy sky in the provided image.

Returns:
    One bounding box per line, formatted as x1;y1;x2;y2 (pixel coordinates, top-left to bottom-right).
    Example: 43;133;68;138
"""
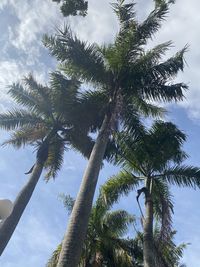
0;0;200;266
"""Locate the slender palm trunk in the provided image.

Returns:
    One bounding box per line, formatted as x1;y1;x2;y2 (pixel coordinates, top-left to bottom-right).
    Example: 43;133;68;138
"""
0;162;44;255
143;178;155;267
57;114;112;267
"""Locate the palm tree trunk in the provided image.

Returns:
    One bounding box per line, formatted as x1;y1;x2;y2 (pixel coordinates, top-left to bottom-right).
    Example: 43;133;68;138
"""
0;161;44;255
56;114;112;267
143;179;155;267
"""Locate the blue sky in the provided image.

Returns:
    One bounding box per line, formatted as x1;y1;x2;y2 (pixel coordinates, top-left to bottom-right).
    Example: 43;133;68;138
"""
0;0;200;266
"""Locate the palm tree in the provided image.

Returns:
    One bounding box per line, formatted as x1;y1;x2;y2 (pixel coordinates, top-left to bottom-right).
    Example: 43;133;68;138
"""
0;72;95;255
46;194;142;267
43;1;188;265
52;0;88;17
101;121;200;267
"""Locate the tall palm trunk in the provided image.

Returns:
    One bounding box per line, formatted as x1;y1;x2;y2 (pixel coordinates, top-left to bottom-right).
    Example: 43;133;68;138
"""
57;114;112;267
0;162;44;255
143;178;155;267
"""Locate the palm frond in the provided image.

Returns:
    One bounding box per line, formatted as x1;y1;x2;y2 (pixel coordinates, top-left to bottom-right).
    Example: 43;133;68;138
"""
9;77;53;117
46;243;62;267
136;2;169;45
158;165;200;188
103;210;134;236
0;109;43;130
153;179;173;243
101;170;141;207
43;27;108;85
2;125;47;148
44;137;65;180
131;97;166;118
112;0;136;27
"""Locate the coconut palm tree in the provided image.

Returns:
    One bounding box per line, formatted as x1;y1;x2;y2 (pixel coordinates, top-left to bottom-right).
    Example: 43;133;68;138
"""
46;194;142;267
0;72;97;255
101;121;200;267
43;0;188;265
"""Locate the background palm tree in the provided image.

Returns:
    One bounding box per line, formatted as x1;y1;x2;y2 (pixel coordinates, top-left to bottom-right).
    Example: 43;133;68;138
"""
43;1;188;265
101;121;200;267
46;194;142;267
0;72;95;255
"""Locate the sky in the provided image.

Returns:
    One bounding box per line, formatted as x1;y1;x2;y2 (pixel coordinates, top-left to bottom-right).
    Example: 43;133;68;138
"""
0;0;200;266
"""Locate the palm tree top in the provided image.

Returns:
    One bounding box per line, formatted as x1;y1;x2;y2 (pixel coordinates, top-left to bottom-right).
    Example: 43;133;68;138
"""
44;0;188;104
0;73;94;179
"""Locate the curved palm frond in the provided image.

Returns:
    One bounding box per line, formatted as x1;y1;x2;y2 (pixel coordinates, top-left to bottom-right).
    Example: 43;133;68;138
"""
43;27;108;86
103;210;135;237
101;170;141;207
46;243;62;267
157;165;200;188
152;179;173;242
2;125;47;148
0;109;44;131
44;137;65;179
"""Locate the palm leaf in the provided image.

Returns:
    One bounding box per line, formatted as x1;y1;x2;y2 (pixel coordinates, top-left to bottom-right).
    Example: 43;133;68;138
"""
43;27;108;86
0;109;43;130
44;137;65;179
2;125;47;148
158;165;200;188
101;170;141;207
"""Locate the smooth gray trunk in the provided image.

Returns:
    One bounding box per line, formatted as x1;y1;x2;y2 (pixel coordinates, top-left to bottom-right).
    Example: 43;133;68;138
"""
56;115;111;267
143;179;155;267
0;162;43;255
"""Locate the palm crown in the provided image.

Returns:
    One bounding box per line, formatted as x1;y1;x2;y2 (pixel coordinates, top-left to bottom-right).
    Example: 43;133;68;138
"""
0;72;94;178
44;0;187;134
101;121;200;266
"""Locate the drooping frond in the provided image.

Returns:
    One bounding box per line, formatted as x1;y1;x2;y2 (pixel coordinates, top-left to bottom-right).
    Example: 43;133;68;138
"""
46;243;62;267
152;179;173;243
2;125;47;148
101;170;141;207
0;109;43;131
43;28;108;86
103;210;134;236
154;227;187;267
44;137;65;179
158;165;200;188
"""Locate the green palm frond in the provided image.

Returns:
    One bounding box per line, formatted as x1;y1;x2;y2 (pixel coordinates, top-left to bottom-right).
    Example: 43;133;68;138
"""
154;227;187;267
9;77;53;118
0;109;43;130
101;170;141;207
2;125;47;148
136;2;169;45
103;210;134;237
153;179;173;242
46;243;62;267
44;137;65;179
158;165;200;188
112;0;136;26
151;46;188;80
134;41;172;67
43;28;108;85
50;72;80;116
131;97;166;118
